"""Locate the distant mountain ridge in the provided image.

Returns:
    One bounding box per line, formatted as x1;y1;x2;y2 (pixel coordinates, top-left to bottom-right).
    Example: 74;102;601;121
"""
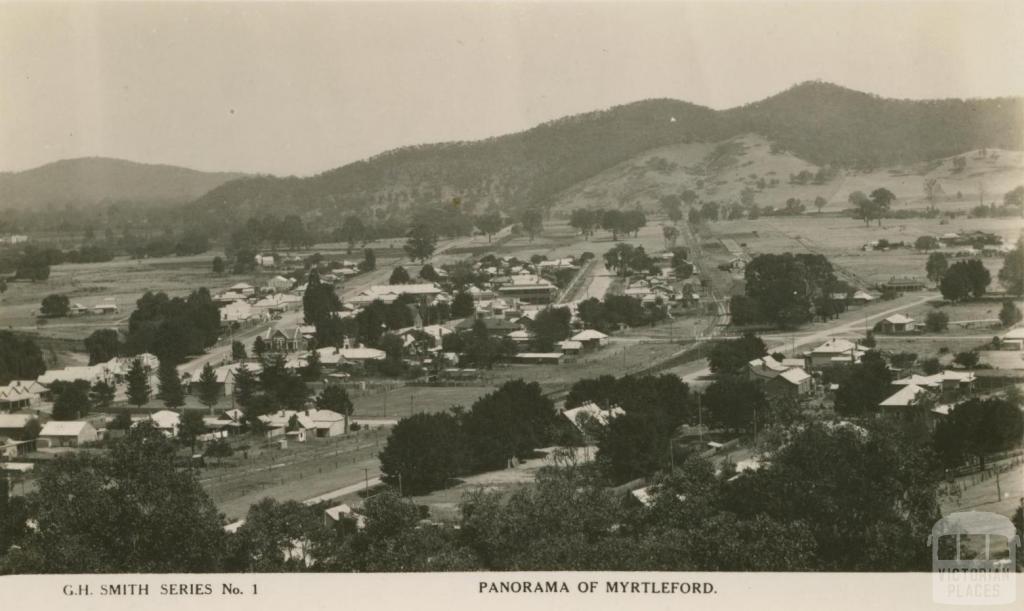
187;81;1023;229
0;157;248;209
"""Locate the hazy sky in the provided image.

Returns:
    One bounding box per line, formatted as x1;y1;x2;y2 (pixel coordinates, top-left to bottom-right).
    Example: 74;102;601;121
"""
2;1;1022;176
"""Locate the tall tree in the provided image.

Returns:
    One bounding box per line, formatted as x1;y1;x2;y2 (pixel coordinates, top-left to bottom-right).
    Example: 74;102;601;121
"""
233;363;258;409
89;380;116;410
521;209;543;242
869;188;896;226
404;224;437;263
231;340;247;361
389;265;411;285
0;331;46;385
302;269;340;326
178;410;206;455
157;360;185;410
475;212;504;243
125;358;152;408
196;363;220;414
84;329;121;365
998;238;1024;295
925;251;949;283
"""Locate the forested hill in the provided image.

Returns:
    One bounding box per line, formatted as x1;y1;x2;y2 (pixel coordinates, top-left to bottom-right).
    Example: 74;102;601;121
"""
0;157;247;209
189;81;1022;226
724;81;1024;169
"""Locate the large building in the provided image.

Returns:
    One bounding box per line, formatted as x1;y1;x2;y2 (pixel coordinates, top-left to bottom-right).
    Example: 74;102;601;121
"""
496;275;558;305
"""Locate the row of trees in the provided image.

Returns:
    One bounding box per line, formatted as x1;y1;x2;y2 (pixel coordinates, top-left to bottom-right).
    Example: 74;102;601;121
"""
576;294;667;332
568;207;647;240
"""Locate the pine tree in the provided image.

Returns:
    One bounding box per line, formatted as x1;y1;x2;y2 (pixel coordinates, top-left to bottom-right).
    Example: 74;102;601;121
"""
196;363;220;414
233;363;257;408
303;348;322;381
125;358;152;408
157;360;185;410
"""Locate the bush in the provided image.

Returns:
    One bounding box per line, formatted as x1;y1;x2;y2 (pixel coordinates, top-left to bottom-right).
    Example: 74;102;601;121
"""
924;310;949;332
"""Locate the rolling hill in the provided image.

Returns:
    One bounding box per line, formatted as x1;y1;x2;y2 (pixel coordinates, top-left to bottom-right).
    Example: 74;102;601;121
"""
0;157;248;209
186;82;1023;229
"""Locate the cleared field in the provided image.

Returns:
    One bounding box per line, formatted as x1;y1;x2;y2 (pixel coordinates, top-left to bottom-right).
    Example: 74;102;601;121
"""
707;215;1022;288
198;427;390;521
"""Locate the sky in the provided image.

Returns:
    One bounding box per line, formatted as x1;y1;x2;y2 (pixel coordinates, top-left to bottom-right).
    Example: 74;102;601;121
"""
2;1;1023;176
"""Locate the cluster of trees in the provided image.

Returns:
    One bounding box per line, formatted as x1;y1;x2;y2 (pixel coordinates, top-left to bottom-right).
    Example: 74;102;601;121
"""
39;294;70;318
848;188;896;226
789;166;839;185
576;294;666;331
708;333;767;375
128;233;210;259
568;207;647;240
565;374;693;483
0;332;46;385
441;319;518;369
603;243;657;277
833;351;895;417
730;253;842;327
937;259;991;302
933;396;1023;470
378;380;566;494
0;412;964;573
228;214;314;254
124;289;221;365
50;376;119;421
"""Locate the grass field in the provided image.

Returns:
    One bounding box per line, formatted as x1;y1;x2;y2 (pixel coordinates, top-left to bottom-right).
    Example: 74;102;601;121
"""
198;426;391;521
707;214;1022;288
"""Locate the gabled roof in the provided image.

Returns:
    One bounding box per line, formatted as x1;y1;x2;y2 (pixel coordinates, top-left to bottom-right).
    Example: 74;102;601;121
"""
880;384;929;407
811;338;868;355
571;329;608;342
778;368;811;385
150;410;181;429
259;410;315;430
0;414;35;429
307;409;345;424
562;402;625;432
883;313;915;325
40;420;93;437
749;356;788;372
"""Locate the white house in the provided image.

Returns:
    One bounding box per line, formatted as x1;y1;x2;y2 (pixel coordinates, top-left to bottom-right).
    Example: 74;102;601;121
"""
562;402;625;434
807;338;869;368
570;329;609;349
308;409;347;437
880;313;916;334
39;421;98;448
0;380;45;410
266;275;294;292
149;410;182;437
220;300;256;324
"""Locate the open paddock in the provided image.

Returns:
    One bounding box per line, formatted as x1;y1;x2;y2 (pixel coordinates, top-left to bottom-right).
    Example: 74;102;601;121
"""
706;215;1022;288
